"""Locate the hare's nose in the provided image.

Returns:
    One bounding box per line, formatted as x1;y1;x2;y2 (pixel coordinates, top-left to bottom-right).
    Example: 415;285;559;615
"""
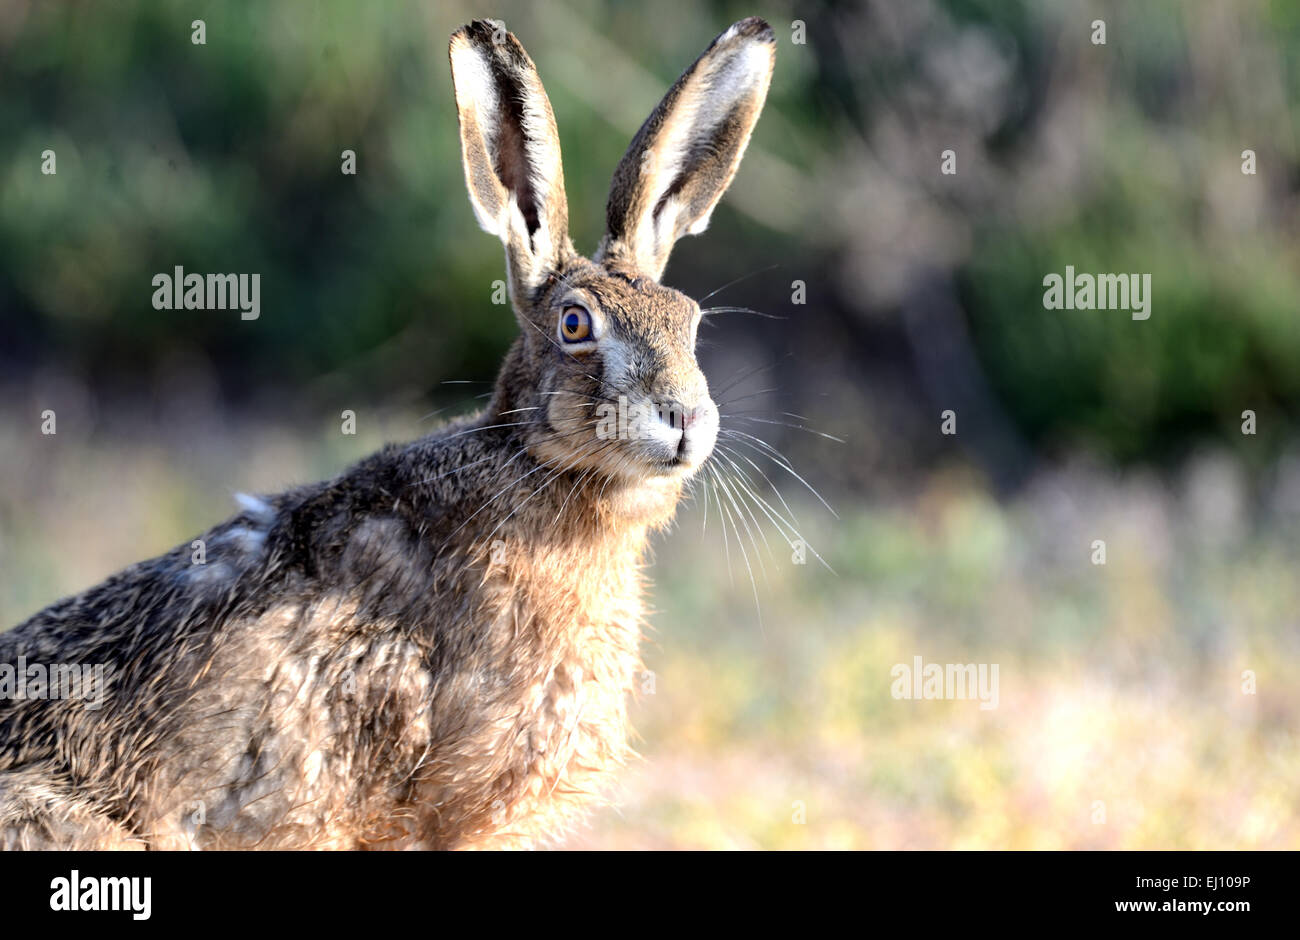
678;400;718;464
654;400;708;431
680;403;703;429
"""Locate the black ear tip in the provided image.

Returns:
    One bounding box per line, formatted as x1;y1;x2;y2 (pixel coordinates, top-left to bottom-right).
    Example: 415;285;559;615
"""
453;18;532;65
733;16;775;43
448;22;478;52
452;18;506;46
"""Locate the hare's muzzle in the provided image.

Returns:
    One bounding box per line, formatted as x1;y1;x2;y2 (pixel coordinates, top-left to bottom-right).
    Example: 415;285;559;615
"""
631;396;718;473
676;399;719;469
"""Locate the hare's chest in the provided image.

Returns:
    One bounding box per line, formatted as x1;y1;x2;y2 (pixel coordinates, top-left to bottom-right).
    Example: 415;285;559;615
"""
451;556;646;846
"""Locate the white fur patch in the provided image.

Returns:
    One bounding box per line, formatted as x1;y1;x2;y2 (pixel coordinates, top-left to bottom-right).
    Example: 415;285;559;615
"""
450;32;564;292
234;492;275;522
635;35;773;265
600;335;635;389
224;526;266;553
450;38;505;237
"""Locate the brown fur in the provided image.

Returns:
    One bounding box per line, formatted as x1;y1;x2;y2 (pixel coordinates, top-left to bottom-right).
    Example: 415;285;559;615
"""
0;18;775;850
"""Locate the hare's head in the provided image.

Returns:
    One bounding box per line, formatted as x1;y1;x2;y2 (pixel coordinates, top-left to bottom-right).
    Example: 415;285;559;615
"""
449;18;774;494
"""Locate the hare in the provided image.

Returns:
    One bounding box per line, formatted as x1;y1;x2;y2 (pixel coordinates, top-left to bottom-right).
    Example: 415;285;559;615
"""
0;17;776;850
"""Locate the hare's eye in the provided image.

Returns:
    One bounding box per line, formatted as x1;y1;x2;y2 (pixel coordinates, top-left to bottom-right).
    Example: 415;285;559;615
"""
559;305;593;343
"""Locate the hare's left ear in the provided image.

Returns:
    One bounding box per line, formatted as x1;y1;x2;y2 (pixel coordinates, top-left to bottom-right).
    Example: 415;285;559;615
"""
449;20;571;297
598;17;775;282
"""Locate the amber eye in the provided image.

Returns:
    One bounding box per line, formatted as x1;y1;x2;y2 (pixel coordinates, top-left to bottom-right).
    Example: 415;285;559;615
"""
559;305;593;343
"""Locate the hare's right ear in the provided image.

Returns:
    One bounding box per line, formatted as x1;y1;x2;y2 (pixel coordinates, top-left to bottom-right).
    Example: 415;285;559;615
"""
449;21;571;298
598;18;775;281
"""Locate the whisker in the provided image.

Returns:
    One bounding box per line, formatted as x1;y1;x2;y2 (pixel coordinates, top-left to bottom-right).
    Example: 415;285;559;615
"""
713;387;782;410
481;457;583;547
539;389;622;406
699;306;785;320
700;460;711;539
714;463;775;576
719;428;839;519
723;414;846;444
713;444;835;576
710;467;764;634
441;420;531;440
707;467;734;590
710;358;783;401
437;453;551;546
717;441;800;531
409;451;500;487
517;315;611;391
418;404;469;423
696;263;780;305
553;439;622;524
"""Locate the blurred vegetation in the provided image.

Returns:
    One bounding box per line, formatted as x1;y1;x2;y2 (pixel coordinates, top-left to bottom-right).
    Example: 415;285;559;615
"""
4;0;1300;477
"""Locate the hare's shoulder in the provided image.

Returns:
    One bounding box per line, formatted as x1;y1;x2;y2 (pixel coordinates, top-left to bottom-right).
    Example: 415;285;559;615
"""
1;418;499;655
2;526;234;661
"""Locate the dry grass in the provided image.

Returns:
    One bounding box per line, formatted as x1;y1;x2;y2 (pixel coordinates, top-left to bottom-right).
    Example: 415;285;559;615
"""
3;411;1297;849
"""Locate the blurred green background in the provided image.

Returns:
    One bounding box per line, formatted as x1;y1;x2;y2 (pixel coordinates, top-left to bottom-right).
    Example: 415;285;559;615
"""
2;0;1298;848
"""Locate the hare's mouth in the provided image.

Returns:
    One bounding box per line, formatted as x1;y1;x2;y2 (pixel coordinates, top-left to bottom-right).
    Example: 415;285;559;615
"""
628;441;711;479
587;441;699;482
650;454;691;474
